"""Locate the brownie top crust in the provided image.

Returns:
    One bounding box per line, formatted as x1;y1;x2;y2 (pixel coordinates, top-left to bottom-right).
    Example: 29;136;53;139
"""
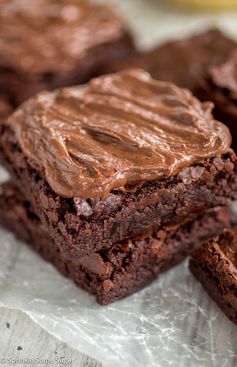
191;227;237;312
104;29;237;91
207;51;237;93
190;227;237;322
192;227;237;275
0;96;12;122
8;69;232;199
0;0;127;77
217;227;237;269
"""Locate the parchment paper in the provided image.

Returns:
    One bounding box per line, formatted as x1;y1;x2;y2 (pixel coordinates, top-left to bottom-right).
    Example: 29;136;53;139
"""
1;1;237;366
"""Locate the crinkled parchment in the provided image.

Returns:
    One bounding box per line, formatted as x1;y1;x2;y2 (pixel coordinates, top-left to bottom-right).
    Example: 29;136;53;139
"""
1;2;237;366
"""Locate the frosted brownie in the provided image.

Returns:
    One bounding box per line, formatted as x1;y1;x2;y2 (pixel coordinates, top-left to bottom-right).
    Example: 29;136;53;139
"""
196;51;237;149
103;29;237;90
0;182;232;305
0;69;236;259
0;0;134;106
190;227;237;325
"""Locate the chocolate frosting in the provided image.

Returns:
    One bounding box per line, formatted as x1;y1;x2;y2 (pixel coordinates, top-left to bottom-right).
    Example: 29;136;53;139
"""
0;0;126;77
9;69;231;199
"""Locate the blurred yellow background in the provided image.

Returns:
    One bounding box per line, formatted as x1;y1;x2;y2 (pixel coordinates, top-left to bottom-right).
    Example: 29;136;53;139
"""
166;0;237;10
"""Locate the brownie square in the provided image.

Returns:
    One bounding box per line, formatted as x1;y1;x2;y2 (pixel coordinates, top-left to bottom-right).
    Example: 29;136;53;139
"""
0;182;232;305
0;69;236;259
190;227;237;325
103;28;237;91
0;0;134;107
195;51;237;149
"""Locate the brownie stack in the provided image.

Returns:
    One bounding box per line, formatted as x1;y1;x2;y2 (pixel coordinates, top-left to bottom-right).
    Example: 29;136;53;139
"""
0;69;237;305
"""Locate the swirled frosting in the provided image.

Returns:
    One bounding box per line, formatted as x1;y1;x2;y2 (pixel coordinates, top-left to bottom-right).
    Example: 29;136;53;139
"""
9;69;231;199
0;0;127;76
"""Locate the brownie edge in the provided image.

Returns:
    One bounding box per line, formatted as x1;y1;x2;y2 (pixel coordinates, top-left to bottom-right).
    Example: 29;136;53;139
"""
190;228;237;325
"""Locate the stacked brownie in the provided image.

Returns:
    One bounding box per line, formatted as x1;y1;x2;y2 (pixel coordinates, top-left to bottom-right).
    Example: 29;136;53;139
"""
0;69;237;304
0;182;232;305
0;0;134;109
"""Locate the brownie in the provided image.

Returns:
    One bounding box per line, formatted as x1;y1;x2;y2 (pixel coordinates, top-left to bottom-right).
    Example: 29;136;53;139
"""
0;95;13;123
0;0;134;107
190;227;237;324
196;51;237;149
1;69;237;259
0;182;232;305
103;28;237;91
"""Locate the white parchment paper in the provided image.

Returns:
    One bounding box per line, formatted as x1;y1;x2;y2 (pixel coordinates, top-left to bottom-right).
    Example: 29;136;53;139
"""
1;1;237;366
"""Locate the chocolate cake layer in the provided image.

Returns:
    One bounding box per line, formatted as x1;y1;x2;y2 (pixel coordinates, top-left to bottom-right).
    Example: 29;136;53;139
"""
103;29;237;91
0;0;134;106
190;227;237;325
0;70;236;259
0;182;232;305
196;51;237;149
